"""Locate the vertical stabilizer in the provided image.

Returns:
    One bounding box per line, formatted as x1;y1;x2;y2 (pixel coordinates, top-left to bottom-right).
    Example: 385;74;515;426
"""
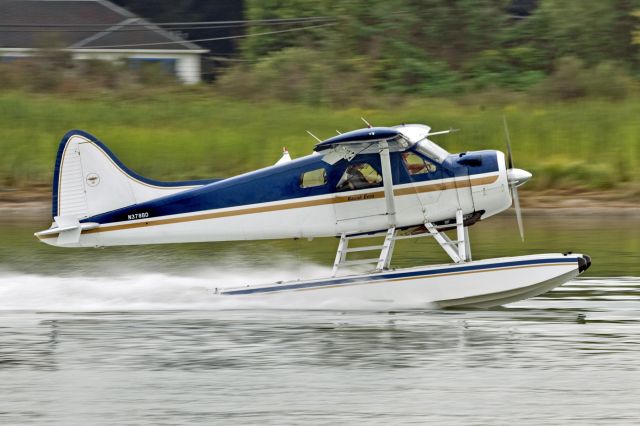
52;130;215;221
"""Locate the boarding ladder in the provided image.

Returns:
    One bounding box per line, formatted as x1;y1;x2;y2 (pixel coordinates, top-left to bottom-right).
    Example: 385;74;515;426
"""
331;209;472;277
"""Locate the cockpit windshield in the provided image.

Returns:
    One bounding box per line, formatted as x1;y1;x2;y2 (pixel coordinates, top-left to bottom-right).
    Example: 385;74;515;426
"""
414;138;449;163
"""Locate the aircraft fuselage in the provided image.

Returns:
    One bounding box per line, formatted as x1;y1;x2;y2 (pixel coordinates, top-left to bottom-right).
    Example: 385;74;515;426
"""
39;146;512;247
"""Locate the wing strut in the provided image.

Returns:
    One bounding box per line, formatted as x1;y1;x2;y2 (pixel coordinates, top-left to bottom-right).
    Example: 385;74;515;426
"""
378;140;396;227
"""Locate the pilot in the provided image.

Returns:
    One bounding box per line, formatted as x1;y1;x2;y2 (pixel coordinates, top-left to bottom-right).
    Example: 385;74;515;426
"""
338;163;376;190
402;152;427;175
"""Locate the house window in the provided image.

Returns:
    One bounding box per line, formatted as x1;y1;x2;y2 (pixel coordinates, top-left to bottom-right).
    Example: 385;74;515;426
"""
336;163;382;191
300;168;327;188
402;152;437;175
127;58;177;74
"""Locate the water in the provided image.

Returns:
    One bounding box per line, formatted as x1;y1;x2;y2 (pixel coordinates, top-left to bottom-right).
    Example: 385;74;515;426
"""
1;216;639;424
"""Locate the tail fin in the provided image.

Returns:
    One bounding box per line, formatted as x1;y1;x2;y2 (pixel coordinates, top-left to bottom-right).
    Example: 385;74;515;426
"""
52;130;216;220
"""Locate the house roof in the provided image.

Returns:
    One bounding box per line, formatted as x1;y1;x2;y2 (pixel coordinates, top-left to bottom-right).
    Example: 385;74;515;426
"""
0;0;207;52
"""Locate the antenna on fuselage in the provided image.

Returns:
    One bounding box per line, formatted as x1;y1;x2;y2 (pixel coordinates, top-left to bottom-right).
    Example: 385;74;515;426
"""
275;146;292;165
336;130;342;135
306;130;322;142
361;117;372;128
426;128;459;137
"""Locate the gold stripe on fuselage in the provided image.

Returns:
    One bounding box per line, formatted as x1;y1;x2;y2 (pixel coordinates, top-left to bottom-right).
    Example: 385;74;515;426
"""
39;174;499;239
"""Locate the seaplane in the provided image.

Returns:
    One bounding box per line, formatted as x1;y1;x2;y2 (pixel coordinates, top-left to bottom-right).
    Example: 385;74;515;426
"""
35;120;591;309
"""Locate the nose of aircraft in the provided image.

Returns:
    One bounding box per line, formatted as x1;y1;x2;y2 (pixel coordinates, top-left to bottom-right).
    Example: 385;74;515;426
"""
507;168;532;187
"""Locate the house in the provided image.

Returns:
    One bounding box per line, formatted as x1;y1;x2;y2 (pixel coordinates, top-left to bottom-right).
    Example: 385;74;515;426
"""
0;0;208;84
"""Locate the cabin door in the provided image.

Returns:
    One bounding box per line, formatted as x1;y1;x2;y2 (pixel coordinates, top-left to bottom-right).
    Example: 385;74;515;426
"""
332;162;389;233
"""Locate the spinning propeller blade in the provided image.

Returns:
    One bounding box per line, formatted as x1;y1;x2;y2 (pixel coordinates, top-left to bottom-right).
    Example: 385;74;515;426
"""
511;180;525;242
503;116;526;242
503;115;514;169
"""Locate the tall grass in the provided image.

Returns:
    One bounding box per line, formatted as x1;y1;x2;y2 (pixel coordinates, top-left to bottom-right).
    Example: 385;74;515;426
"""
1;91;639;189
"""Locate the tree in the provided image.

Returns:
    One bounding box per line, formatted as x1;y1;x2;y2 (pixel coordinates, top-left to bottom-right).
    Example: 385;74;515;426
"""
528;0;640;68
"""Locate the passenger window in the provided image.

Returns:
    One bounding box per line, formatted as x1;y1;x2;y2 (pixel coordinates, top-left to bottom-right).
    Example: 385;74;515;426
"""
336;163;382;191
402;152;437;175
300;168;327;188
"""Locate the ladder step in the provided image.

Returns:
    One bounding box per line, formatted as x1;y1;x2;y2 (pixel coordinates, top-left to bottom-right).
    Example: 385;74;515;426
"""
340;258;379;266
392;233;435;241
343;232;387;240
345;245;384;253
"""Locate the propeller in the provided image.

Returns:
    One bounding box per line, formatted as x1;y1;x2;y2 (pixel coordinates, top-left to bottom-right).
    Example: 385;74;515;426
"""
503;116;531;242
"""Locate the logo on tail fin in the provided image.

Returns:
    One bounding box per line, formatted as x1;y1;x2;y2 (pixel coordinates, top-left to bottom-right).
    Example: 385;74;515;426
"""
86;173;100;187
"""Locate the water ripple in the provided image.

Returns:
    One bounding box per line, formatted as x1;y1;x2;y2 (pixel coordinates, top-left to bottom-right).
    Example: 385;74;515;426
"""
0;276;638;425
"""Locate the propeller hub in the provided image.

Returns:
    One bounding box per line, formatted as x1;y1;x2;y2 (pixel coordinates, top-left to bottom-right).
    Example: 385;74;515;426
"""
507;168;532;187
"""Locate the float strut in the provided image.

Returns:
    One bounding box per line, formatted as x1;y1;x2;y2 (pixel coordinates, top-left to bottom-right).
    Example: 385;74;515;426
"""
332;233;348;277
456;209;467;262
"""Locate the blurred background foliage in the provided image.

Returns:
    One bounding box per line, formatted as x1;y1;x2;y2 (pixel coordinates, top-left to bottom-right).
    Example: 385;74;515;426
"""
1;0;640;193
220;0;640;102
3;0;639;101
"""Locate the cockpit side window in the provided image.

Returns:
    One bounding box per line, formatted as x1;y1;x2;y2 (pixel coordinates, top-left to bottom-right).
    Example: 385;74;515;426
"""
402;152;437;175
415;138;449;163
336;162;382;191
300;168;327;188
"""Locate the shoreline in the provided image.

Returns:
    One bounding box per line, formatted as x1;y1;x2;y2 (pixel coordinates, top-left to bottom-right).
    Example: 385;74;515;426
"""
2;187;639;220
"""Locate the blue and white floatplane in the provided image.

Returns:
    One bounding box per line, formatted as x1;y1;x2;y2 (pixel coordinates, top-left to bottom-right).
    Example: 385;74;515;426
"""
35;120;591;309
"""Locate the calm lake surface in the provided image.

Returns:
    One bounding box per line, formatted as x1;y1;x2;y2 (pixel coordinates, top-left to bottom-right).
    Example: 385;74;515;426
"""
1;215;639;425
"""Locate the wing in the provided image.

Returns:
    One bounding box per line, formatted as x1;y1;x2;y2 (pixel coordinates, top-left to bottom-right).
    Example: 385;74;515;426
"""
314;127;412;164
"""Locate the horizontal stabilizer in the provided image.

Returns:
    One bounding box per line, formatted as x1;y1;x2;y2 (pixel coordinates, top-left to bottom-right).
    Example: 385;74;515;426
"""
34;216;99;246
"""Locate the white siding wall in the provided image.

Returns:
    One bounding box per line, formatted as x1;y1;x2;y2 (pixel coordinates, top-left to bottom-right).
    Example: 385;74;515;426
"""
175;55;201;84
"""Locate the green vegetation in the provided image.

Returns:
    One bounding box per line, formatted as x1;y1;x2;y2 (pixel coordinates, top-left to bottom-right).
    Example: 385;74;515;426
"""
1;90;639;190
215;0;640;103
1;2;640;192
3;2;640;106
